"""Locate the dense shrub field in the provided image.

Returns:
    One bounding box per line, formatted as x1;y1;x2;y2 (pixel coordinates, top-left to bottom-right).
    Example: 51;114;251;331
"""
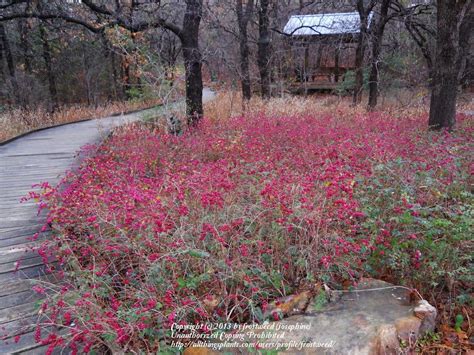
30;111;472;353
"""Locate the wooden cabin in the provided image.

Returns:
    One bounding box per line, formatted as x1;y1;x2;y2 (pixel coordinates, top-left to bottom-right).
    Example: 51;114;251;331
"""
282;12;372;93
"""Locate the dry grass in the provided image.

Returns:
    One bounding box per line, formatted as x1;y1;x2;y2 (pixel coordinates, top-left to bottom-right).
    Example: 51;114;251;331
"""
0;99;162;143
3;88;471;143
204;89;474;122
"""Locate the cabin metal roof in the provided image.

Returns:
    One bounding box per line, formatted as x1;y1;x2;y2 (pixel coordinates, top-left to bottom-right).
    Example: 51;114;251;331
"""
283;12;372;36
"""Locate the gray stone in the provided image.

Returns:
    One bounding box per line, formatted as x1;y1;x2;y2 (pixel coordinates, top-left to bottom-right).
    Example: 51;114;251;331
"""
186;279;437;355
249;279;415;354
372;324;400;355
414;299;437;335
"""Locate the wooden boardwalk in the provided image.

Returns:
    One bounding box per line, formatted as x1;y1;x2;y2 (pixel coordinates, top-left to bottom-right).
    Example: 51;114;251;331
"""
0;110;156;354
0;90;214;354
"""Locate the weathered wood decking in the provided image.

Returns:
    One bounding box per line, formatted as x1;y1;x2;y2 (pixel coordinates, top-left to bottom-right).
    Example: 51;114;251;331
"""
0;111;152;353
0;90;215;354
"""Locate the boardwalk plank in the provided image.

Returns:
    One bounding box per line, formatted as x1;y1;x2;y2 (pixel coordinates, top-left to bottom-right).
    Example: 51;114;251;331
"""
0;302;38;324
0;250;39;265
0;227;47;241
0;316;39;338
0;273;60;298
0;263;55;283
0;256;46;274
0;290;44;311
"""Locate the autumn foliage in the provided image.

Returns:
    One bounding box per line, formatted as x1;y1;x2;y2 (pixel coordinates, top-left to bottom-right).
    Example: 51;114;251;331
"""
28;108;472;353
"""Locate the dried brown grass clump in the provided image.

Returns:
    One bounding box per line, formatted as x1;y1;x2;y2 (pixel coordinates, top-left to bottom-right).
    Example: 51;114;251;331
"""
204;91;409;122
204;90;474;123
0;98;162;143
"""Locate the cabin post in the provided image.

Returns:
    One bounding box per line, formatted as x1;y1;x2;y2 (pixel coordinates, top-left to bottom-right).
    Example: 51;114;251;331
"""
304;38;310;96
334;47;340;83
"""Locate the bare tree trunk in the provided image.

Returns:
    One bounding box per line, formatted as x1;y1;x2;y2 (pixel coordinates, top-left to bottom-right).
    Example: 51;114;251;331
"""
353;0;373;105
404;15;435;87
367;0;391;110
0;36;3;85
457;5;473;87
130;0;142;94
258;0;271;98
17;20;32;75
367;37;382;109
123;58;133;98
82;52;93;106
353;33;366;104
111;0;132;99
101;34;119;101
39;23;58;111
182;0;204;125
237;0;254;101
118;55;128;98
428;0;471;130
0;23;20;105
110;50;122;99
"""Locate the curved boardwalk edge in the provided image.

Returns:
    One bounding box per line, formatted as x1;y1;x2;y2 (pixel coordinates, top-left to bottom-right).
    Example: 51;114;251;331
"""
0;112;149;354
0;113;146;354
0;90;215;354
0;103;164;147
